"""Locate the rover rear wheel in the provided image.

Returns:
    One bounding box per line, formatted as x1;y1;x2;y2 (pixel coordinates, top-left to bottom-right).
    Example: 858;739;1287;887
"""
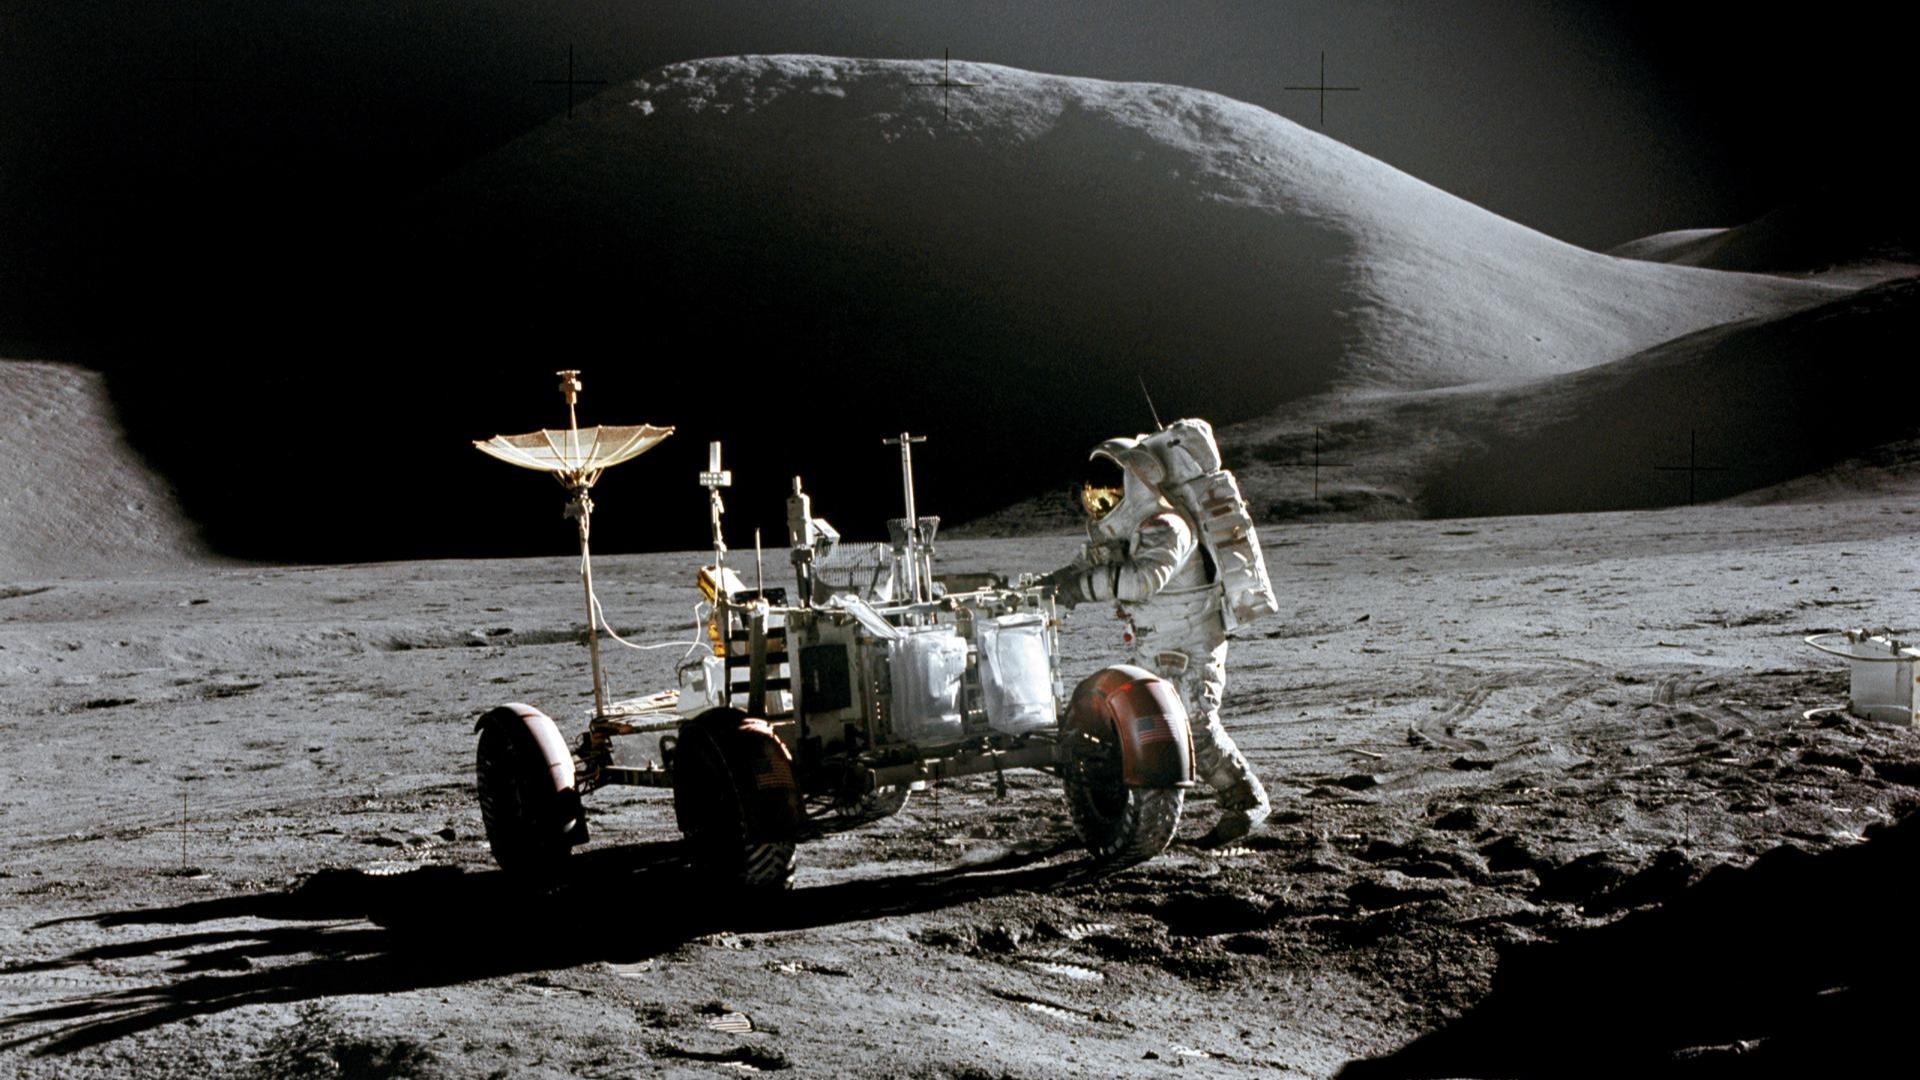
671;708;800;891
1062;727;1184;864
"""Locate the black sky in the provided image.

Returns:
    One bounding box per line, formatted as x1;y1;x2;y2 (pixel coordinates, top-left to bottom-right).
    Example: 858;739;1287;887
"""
1;1;1910;561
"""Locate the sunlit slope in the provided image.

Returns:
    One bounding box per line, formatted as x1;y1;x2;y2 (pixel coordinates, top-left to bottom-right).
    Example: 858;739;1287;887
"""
1;361;208;578
431;55;1841;399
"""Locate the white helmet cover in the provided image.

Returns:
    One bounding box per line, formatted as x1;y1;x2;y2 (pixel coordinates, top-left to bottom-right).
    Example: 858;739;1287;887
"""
1086;436;1171;542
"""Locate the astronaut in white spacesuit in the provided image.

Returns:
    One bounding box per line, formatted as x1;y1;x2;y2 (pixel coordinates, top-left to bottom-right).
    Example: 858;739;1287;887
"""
1038;427;1272;846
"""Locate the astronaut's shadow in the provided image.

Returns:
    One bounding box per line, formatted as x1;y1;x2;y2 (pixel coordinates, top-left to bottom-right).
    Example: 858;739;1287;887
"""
6;835;1097;1056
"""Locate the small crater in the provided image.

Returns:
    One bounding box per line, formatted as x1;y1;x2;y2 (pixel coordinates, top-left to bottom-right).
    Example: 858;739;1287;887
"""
1154;890;1272;937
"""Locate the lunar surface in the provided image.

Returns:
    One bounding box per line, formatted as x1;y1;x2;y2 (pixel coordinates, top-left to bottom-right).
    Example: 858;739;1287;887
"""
5;493;1918;1078
7;51;1919;1080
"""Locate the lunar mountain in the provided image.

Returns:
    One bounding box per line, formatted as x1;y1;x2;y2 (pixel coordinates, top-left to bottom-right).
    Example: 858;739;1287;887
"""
421;53;1912;534
13;55;1913;570
0;360;207;579
432;54;1843;397
970;276;1920;532
1608;182;1919;282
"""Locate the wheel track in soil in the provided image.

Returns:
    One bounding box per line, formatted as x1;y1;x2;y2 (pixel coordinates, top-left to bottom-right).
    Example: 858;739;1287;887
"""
1526;675;1615;724
1645;673;1755;738
8;784;478;851
0;969;157;1005
1402;656;1622;760
1415;677;1495;753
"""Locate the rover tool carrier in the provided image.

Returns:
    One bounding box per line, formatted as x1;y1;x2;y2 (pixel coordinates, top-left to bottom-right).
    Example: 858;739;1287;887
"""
470;373;1196;890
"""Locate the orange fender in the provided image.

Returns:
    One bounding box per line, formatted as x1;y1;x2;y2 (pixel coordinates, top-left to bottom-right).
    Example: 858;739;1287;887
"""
1063;665;1195;788
671;708;802;844
476;703;587;843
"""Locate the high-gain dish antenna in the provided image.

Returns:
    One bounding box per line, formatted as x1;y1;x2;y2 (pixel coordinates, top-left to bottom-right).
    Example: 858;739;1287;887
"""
475;370;674;715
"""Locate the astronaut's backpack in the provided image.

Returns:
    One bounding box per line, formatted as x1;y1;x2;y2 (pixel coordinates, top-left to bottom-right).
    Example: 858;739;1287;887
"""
1142;418;1280;632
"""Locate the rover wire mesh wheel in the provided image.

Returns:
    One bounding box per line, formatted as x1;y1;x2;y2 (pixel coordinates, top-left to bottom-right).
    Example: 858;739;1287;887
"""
839;784;911;824
475;714;576;880
671;708;800;891
802;784;912;836
1062;726;1184;865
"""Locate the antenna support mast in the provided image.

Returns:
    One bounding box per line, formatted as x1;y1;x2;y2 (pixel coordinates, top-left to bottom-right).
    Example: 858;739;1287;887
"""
884;432;925;532
883;432;937;605
1138;374;1165;432
699;441;732;572
473;370;675;719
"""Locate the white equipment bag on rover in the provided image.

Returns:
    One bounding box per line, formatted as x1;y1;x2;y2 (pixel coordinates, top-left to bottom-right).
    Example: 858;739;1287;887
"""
977;614;1056;736
887;626;968;744
1143;418;1280;633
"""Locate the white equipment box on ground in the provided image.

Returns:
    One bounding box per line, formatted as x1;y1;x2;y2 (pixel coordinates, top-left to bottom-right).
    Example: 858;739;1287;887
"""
1809;630;1920;727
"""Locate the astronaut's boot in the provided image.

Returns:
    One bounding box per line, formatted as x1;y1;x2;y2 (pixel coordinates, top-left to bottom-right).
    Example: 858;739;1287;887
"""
1191;715;1270;848
1199;770;1270;848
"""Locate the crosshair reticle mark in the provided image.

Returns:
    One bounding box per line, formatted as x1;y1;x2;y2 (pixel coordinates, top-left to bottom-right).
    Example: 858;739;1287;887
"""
152;783;205;873
536;45;608;120
1653;429;1735;506
911;48;980;124
1283;51;1360;127
1274;426;1354;500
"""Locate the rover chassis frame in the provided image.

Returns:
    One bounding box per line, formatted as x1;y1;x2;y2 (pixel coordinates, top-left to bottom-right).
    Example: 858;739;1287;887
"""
573;713;1066;798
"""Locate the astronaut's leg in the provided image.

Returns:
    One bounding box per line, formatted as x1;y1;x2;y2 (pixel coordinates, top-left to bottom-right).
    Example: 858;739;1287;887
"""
1145;642;1269;844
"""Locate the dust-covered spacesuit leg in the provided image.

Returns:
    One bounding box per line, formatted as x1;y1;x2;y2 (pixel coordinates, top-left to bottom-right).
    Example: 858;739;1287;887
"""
1142;641;1270;845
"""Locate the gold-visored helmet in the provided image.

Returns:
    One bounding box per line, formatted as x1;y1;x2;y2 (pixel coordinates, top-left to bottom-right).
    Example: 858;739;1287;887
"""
1079;436;1166;524
1080;453;1126;520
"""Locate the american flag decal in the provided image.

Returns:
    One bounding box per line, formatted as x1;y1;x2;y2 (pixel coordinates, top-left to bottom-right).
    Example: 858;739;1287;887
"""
1134;715;1173;744
753;753;794;789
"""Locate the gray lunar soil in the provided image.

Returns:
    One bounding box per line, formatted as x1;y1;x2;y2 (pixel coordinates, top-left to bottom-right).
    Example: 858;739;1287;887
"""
4;495;1918;1078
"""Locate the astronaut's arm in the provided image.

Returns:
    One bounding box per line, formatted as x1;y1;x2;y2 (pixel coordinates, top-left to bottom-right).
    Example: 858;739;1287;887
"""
1083;513;1194;604
1035;551;1096;605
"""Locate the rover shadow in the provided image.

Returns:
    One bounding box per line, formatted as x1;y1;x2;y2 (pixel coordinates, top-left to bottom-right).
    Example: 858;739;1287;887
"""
4;835;1101;1056
1339;810;1920;1079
